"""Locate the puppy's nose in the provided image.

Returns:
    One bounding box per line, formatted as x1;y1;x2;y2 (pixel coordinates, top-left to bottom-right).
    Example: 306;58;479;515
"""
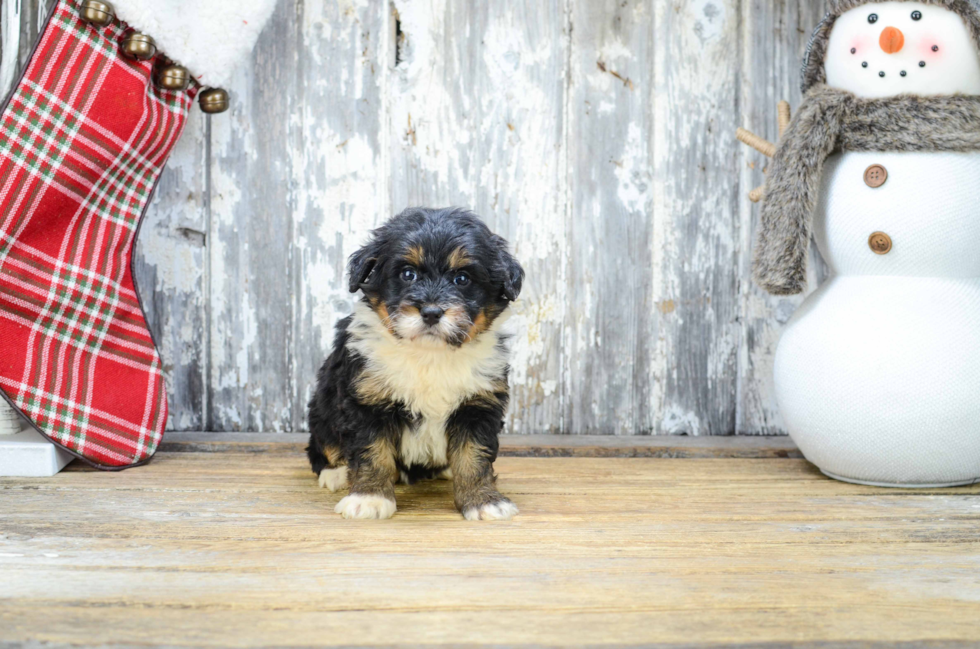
879;26;905;54
420;305;444;326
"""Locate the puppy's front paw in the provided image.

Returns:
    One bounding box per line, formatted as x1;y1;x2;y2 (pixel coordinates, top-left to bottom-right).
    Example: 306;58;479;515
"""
335;493;396;520
318;467;349;492
462;498;519;521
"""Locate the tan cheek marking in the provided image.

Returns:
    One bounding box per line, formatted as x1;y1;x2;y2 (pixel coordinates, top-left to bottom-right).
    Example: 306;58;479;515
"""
390;305;421;339
370;300;396;334
465;310;489;342
442;306;475;338
443;305;466;320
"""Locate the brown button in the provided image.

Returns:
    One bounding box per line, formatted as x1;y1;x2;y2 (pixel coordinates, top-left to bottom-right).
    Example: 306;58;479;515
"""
864;164;888;188
869;231;893;255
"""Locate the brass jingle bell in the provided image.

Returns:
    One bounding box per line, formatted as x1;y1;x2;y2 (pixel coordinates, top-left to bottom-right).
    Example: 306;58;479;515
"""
199;88;230;114
156;65;190;91
120;32;157;61
79;0;115;27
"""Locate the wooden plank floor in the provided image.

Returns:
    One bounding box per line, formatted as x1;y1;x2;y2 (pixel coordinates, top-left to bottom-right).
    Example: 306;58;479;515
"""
2;451;980;648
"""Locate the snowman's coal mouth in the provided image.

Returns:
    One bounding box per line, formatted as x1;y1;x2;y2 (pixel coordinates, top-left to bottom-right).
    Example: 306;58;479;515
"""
861;61;926;78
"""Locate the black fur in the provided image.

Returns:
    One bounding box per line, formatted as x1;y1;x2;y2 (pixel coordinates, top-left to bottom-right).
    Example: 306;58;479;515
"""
307;207;524;519
345;207;522;344
306;317;411;477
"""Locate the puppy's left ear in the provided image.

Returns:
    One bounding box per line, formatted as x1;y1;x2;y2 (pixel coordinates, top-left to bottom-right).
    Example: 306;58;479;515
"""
492;235;524;302
348;240;382;294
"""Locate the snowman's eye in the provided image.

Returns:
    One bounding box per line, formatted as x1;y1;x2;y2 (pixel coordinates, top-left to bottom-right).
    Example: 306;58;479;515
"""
868;13;879;23
911;11;922;20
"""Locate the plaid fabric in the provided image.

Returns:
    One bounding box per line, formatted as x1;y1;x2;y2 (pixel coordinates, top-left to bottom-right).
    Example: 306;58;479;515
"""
0;0;195;468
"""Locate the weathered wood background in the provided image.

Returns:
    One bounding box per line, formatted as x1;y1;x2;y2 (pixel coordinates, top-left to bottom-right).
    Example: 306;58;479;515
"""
0;0;830;435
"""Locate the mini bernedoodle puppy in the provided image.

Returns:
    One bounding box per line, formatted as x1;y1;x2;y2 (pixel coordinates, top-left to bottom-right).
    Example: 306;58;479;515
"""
307;207;525;520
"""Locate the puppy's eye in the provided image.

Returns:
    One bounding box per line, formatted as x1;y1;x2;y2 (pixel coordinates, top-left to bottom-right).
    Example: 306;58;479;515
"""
453;272;471;287
911;10;922;20
400;268;418;283
868;13;878;23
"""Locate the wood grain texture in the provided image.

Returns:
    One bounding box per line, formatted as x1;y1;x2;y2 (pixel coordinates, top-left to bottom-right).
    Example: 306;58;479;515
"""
2;453;980;647
155;432;804;458
564;0;655;435
0;0;835;435
736;0;829;435
289;0;391;430
207;3;300;432
653;0;742;435
134;112;209;431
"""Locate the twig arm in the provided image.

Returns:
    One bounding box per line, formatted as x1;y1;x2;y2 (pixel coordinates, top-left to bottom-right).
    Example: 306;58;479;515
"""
736;128;776;158
777;101;792;138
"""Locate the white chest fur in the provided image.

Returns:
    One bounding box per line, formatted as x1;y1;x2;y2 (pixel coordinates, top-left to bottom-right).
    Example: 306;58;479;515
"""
346;303;511;467
400;418;450;468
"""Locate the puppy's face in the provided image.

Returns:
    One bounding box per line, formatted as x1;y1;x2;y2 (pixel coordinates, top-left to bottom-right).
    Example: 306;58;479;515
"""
348;208;524;347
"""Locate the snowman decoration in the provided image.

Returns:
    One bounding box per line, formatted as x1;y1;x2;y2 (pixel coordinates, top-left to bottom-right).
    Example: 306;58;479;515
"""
752;0;980;486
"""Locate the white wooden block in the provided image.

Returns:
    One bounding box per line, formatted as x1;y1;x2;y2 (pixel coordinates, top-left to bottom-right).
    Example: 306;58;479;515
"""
0;428;73;477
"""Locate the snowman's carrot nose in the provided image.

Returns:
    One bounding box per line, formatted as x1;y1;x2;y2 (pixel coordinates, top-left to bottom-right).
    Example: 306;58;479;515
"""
880;27;905;54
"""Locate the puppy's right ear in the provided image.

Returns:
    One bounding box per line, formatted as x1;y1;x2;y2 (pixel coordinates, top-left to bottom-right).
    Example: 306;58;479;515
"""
491;234;524;302
347;241;381;294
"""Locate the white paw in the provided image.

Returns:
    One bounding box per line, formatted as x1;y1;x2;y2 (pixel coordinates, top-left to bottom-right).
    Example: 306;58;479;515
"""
462;499;519;521
318;467;349;492
437;467;453;480
335;494;396;520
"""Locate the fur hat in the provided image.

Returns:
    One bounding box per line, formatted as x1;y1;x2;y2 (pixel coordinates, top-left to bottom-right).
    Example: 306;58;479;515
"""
802;0;980;93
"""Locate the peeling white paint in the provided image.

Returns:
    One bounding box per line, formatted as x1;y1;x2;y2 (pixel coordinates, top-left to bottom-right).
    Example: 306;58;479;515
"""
0;0;828;435
0;0;21;94
689;0;728;44
662;405;702;436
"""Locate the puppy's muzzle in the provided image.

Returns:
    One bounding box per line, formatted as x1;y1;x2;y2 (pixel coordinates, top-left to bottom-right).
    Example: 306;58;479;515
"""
420;305;444;326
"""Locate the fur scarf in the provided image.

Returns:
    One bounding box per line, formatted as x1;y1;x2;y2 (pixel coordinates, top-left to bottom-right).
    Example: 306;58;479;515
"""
753;85;980;295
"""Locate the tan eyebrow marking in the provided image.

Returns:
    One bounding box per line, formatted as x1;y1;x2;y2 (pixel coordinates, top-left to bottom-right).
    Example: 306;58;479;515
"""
448;247;472;270
403;245;425;266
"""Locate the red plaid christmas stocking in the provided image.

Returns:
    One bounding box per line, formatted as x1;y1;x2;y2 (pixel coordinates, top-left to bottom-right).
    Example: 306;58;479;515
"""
0;0;274;469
